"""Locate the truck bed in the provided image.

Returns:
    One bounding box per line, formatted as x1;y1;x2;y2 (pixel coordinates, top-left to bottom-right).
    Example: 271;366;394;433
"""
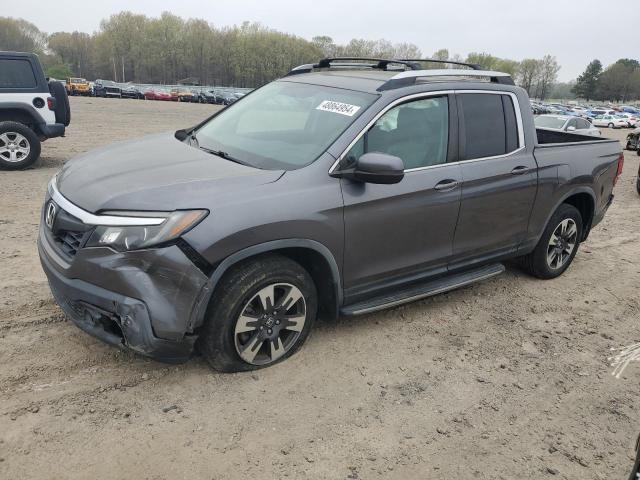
536;127;612;145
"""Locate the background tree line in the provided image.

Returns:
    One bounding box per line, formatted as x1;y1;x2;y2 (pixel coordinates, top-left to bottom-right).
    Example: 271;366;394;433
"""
2;13;636;101
572;58;640;102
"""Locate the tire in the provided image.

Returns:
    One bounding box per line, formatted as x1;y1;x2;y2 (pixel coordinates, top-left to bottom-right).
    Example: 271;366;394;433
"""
48;81;71;126
608;123;614;129
198;254;317;372
625;141;632;150
522;204;583;279
0;122;41;170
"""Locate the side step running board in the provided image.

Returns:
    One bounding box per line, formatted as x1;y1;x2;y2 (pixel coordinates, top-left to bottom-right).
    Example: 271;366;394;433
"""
340;263;505;316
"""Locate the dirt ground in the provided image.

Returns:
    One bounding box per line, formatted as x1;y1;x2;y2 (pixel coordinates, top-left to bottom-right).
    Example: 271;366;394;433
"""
1;97;639;480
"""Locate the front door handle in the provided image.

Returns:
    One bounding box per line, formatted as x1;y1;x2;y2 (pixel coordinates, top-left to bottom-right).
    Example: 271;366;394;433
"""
511;166;531;175
434;179;459;191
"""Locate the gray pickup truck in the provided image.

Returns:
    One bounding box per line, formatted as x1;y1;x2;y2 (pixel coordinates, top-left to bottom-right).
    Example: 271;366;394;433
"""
38;58;624;371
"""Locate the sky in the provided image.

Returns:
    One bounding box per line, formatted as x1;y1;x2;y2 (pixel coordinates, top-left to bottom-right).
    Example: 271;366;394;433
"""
5;0;637;81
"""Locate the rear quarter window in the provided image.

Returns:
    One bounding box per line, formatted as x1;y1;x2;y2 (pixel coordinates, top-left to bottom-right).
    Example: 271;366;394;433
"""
0;59;37;89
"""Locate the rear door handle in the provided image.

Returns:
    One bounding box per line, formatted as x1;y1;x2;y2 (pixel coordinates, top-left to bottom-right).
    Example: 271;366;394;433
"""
434;179;459;191
511;166;531;175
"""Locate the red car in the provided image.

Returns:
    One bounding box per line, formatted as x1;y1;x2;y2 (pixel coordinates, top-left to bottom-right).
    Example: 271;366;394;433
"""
143;88;173;101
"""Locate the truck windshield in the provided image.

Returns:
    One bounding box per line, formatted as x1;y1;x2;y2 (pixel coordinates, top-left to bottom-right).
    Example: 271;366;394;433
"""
195;81;377;170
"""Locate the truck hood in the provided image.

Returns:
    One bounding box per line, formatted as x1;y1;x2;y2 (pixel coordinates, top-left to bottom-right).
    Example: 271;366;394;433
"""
57;133;284;212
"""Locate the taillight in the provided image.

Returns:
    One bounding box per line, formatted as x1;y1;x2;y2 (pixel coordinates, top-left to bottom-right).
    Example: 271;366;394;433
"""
614;153;624;186
47;97;56;110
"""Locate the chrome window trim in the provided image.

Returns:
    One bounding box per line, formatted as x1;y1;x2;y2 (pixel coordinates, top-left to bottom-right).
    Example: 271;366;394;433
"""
48;177;166;226
329;89;525;175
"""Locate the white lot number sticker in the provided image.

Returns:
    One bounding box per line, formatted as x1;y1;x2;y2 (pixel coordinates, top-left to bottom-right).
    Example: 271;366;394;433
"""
316;100;361;117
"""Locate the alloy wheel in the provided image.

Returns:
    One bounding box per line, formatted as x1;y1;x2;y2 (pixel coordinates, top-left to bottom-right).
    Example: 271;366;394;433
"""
546;218;578;270
234;283;306;366
0;132;30;163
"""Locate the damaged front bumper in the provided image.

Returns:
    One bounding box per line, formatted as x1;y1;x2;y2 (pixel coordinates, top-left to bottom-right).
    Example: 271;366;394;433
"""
38;221;212;363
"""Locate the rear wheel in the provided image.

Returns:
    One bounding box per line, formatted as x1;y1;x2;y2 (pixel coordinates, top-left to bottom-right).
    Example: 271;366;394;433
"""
198;254;317;372
522;204;582;279
608;123;614;128
0;122;41;170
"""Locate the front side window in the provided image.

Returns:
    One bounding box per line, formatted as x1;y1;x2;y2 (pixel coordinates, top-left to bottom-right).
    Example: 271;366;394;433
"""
343;96;449;170
195;81;376;170
458;93;520;160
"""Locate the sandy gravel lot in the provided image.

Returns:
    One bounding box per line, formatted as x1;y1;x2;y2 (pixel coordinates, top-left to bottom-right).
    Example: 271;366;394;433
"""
1;97;639;479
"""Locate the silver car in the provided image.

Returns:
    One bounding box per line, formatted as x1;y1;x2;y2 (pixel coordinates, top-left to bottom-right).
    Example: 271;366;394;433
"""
535;114;601;136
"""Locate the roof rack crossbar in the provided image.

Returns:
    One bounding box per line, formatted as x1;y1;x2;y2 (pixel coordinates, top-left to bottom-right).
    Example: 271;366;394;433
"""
286;57;420;76
395;58;482;70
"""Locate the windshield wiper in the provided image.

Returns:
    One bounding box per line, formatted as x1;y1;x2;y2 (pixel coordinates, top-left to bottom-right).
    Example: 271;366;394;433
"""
199;146;250;166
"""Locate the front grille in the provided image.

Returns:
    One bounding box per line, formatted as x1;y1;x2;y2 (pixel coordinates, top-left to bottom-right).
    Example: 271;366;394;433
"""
54;230;87;258
43;200;92;261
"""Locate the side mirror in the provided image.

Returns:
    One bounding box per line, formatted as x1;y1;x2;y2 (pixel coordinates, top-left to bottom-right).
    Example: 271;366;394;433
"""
566;126;576;132
338;152;405;184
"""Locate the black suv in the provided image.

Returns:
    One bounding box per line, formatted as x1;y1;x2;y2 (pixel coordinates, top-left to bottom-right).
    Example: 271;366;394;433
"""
0;51;70;169
93;80;121;98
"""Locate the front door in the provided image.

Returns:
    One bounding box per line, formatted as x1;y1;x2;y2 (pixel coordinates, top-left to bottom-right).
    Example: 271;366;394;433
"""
340;94;462;301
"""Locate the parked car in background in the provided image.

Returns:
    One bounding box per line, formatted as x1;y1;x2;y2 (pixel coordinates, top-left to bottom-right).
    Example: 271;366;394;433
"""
592;114;628;129
535;115;601;136
65;77;90;96
38;58;622;370
620;105;640;114
144;88;172;101
0;51;70;169
626;127;640;150
93;80;121;98
217;91;238;105
170;88;195;102
197;90;218;104
120;85;144;99
616;112;639;128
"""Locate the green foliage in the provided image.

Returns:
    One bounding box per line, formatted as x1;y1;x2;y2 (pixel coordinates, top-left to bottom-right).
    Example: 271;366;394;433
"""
595;60;640;102
0;16;47;54
572;60;602;101
45;63;73;79
3;13;638;101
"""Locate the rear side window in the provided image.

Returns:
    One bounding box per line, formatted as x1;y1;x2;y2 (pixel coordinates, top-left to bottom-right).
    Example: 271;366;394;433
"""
458;93;520;160
577;119;591;129
0;59;37;89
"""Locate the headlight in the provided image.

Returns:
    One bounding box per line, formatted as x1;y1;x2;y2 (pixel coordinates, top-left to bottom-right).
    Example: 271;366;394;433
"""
86;209;208;251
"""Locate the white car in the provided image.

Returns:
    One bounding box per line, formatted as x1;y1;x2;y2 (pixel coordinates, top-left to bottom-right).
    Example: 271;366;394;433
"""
616;113;639;127
592;114;628;129
534;114;601;136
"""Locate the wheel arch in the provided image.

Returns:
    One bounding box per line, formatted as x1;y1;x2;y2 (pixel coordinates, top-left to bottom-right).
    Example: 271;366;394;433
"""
541;188;596;243
0;104;45;133
200;239;342;326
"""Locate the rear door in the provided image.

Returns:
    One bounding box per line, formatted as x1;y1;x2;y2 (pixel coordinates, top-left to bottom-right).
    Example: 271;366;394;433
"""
451;91;537;267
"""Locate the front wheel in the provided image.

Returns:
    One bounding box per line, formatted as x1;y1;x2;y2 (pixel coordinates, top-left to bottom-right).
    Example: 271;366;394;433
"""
0;122;41;170
198;254;317;372
522;204;583;279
